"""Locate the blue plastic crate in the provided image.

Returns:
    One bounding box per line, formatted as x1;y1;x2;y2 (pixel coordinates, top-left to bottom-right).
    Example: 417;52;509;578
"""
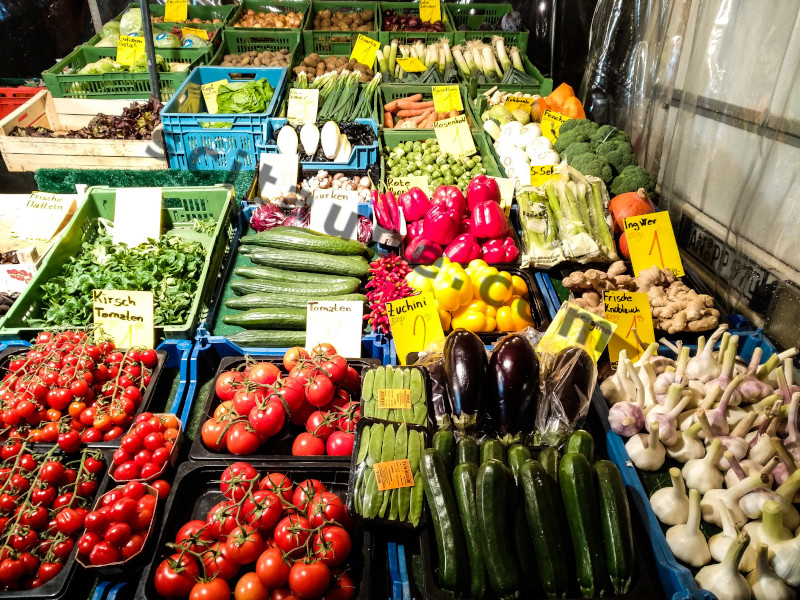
161;66;288;170
258;118;379;170
534;271;561;319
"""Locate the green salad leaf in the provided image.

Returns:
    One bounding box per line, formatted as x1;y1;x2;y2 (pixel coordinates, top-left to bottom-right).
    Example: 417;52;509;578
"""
216;79;274;114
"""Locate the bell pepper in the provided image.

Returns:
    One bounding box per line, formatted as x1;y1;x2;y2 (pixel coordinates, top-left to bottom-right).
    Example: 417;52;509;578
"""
438;307;452;331
406;219;424;242
457;218;472;236
480;237;519;263
471;267;513;307
432;263;473;312
444;233;481;264
397;187;430;222
404;237;443;264
405;264;439;294
511;275;529;300
371;190;391;230
496;298;536;331
466;174;501;211
423;203;459;246
452;300;497;332
430;185;467;220
471;200;508;239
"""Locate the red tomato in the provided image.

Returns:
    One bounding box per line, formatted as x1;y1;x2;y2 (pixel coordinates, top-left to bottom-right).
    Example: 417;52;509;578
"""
271;589;298;600
305;411;334;441
201;419;228;452
283;347;309;371
201;544;239;581
104;522;132;549
277;379;306;414
241;490;282;532
326;432;354;457
120;433;142;454
215;371;244;402
233;388;265;416
175;519;213;553
154;554;201;599
220;462;259;501
246;362;281;387
109;497;137;523
222;526;263;565
256;547;292;589
190;578;230;600
113;461;141;481
143;432;165;452
259;473;293;504
38;461;64;484
55;507;84;535
84;511;109;535
121;533;145;559
235;571;269;600
289;560;331;599
307;492;349;529
341;367;360;395
122;481;146;500
312;526;351;566
292;480;326;511
226;422;261;456
306;375;335;407
77;531;100;556
325;571;357;600
311;343;337;358
140;462;162;480
206;501;239;541
152;479;172;500
89;541;119;565
248;400;286;439
273;514;311;558
37;562;63;584
320;355;347;383
336;402;359;433
292;433;325;457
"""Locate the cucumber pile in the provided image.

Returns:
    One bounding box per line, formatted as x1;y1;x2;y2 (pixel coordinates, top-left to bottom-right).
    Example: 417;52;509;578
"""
421;430;636;599
361;365;427;425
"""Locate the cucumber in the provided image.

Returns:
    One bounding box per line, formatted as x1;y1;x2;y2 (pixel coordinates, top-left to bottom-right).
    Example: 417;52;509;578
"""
432;430;456;475
233;265;361;286
538;446;560;483
507;444;532;483
250;248;370;278
222;308;306;330
456;438;479;466
560;453;606;598
519;460;569;599
420;448;469;593
480;439;505;465
566;430;594;462
593;460;635;595
476;460;522;598
226;330;306;348
227;293;367;311
452;463;486;599
231;279;359;296
241;228;369;256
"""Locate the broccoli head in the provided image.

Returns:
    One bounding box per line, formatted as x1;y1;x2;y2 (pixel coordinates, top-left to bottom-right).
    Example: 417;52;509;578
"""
610;165;655;196
591;124;630;147
558;118;599;136
595;139;637;174
561;142;593;164
570;152;613;184
554;128;592;154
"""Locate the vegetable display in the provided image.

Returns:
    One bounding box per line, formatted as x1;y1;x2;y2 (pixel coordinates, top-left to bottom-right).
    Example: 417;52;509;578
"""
293;54;374;83
384;140;490;195
382;9;445;33
273;121;377;161
311;8;374;32
110;413;180;482
216;79;274;114
365;254;415;334
453;38;538;86
377;40;459;84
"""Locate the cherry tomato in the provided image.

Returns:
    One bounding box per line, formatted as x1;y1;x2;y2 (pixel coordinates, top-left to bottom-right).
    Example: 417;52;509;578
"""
104;522;132;549
83;511;109;535
114;461;141;481
89;541;119;565
152;479;172;500
39;461;65;485
55;507;84;535
121;533;145;559
109;497;137;523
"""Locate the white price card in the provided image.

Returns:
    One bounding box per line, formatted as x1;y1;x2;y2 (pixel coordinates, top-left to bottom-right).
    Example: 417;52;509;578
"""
113;188;161;247
306;301;364;358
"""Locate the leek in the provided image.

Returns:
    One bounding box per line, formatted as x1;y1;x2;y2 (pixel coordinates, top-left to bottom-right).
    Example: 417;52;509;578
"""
481;44;498;81
438;46;446;74
492;36;512;75
388;39;398;75
376;49;389;79
452;45;471;78
510;46;524;72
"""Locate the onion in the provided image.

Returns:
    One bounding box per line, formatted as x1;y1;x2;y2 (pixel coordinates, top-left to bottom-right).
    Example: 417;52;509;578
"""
249;203;286;232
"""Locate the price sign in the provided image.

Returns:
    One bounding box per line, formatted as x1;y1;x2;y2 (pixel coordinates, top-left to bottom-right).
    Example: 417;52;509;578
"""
116;35;145;67
624;212;684;277
306;301;363;358
259;153;298;198
432;85;463;113
504;96;536;114
164;0;188;21
387;293;445;365
378;389;412;410
11;192;75;242
308;193;360;240
93;290;154;349
386;175;430;198
603;291;655;368
434;115;476;158
113;188;161;248
530;165;558;187
537;301;616;363
396;57;427;72
374;459;415;491
541;109;572;143
181;27;209;41
419;0;441;23
287;88;319;125
350;35;380;67
200;79;227;114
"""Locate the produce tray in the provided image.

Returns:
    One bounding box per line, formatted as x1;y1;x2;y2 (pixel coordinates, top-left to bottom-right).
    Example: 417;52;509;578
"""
41;46;201;101
229;0;312;32
0;184;235;341
134;460;369;600
209;29;301;66
360;363;435;428
161;66;289;171
186;348;380;462
302;1;380;55
446;2;530;51
0;85;40;120
471;56;554;98
111;2;236;26
380;83;480;131
377;1;455;45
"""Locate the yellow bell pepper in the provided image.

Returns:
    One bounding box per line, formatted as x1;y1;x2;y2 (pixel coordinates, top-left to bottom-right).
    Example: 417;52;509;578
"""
433;263;473;312
452;300;497;332
511;275;529;300
465;259;489;281
496;298;536;331
471;267;514;307
405;264;439;294
438;307;452;331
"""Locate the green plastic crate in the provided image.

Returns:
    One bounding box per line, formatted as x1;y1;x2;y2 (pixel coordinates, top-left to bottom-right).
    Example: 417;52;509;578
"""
0;185;235;342
379;83;479;131
41;46;201;100
378;1;454;45
111;3;235;25
468;56;553;97
302;1;379;54
229;1;311;32
210;29;300;66
83;23;220;65
446;2;529;52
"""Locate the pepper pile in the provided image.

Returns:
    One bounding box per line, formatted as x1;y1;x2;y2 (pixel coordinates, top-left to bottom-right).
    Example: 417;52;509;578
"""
365;255;414;334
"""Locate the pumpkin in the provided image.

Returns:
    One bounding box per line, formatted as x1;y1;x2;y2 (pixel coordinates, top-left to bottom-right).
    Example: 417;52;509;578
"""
609;188;655;234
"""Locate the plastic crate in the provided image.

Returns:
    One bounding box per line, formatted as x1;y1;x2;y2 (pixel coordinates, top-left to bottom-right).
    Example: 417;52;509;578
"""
378;1;455;45
0;85;40;120
210;28;300;65
446;2;529;51
471;55;554;98
160;66;288;170
229;0;311;32
259;117;380;169
380;83;480;131
0;185;235;341
302;1;380;54
41;46;201;101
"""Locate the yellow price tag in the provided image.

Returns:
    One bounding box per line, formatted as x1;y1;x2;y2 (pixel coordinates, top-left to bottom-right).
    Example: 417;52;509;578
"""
504;96;536;115
374;459;415;491
287;88;319;125
603;291;655;368
164;0;188;22
396;57;427;72
530;165;558;187
116;35;145;67
93;290;154;349
432;85;463;113
387;292;445;365
378;389;412;410
541;109;572;143
385;175;430;198
201;79;227;115
419;0;441;23
181;27;209;41
537;301;616;363
434;115;476;158
624;212;685;277
350;35;380;67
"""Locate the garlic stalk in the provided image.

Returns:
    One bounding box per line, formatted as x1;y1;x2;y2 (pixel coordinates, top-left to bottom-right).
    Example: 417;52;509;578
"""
666;489;711;567
654;346;690;400
718;331;732;365
646;384;690;446
709;500;756;572
738;457;780;519
744;500;792;557
641;362;658;409
771;437;797;488
770;532;800;586
683;437;724;494
749;410;780;465
707;375;745;436
681;386;722;434
706;343;743;406
783;392;800;461
685;325;728;383
667;422;706;463
650;467;690;526
700;472;768;528
632;342;659;371
758;349;798;384
696;531;751;600
739;347;776;404
719;413;758;469
625;421;666;471
600;349;637;405
747;543;795;600
774;469;800;530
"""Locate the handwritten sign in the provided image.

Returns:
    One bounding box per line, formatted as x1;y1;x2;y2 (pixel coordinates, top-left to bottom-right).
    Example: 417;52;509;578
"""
604;291;655;368
624;212;684;277
374;459;415;491
259;153;298;198
164;0;188;21
530;165;558;187
541;109;572;143
387;293;445;365
386;175;430;198
504;96;536;114
419;0;441;23
537;301;616;363
181;27;209;41
116;35;145;67
113;188;161;248
93;290;154;349
434;115;475;158
11;192;75;242
309;194;360;240
287;88;319;125
201;79;227;114
350;35;380;68
432;85;463;113
306;301;363;358
378;389;412;410
396;57;427;72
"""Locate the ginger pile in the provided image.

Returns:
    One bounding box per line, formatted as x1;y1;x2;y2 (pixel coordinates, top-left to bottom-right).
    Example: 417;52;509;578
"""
562;261;720;333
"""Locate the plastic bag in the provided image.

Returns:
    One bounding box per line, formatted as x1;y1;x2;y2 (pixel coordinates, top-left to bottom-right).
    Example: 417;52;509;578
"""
153;32;181;48
517;186;566;268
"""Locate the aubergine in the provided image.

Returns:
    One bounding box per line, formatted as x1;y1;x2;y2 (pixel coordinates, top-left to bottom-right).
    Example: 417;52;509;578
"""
487;334;539;436
425;357;454;417
443;329;488;431
548;346;596;423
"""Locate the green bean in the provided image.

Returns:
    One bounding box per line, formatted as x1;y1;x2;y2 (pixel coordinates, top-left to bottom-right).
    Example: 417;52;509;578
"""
408;429;422;473
367;423;384;467
409;470;424;526
356;426;371;464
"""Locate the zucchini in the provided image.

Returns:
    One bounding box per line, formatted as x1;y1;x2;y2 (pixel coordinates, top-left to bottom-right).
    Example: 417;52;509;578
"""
593;460;635;595
233;265;361;287
231;278;359;297
226;330;307;348
566;430;594;462
507;444;532;483
538;446;560;483
456;438;479;466
453;463;486;599
250;248;370;277
432;430;456;475
479;439;505;465
226;293;367;311
560;453;606;598
241;228;368;256
420;448;469;593
519;460;569;599
222;308;306;330
476;460;522;598
511;486;537;597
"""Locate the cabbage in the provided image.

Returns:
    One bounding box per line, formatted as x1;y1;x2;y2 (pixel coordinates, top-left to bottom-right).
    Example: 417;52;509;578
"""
95;36;119;47
78;58;124;75
181;34;210;48
100;20;120;39
216;79;274;114
119;8;143;36
153;32;181;48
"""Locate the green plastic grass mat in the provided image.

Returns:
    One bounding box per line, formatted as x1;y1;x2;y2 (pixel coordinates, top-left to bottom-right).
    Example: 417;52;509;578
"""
35;169;255;202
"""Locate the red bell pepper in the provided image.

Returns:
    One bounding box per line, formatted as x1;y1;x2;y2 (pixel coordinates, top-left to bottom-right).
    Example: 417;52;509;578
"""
466;175;501;211
406;219;424;242
430;185;466;220
457;218;472;236
444;233;481;264
423;203;459;246
404;237;443;264
471;200;508;239
398;187;430;222
480;237;519;263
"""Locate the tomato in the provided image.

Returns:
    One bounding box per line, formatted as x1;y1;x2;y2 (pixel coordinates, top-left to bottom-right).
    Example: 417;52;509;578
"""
55;507;84;535
305;411;335;441
201;419;228;452
341;367;360;395
114;461;141;481
104;522;132;549
306;375;335;408
121;533;145;559
215;371;245;402
326;432;354;457
154;554;201;599
56;430;80;453
242;490;282;532
143;432;165;452
51;493;73;511
201;543;239;581
311;343;337;358
121;480;146;500
273;514;311;558
0;558;25;585
89;541;119;565
151;446;171;466
81;427;104;444
140;462;162;480
271;589;298;600
109;497;137;524
289;560;331;599
312;526;351;567
214;401;235;420
235;572;269;600
283;347;309;371
30;484;56;507
175;519;213;553
292;480;326;511
84;455;105;474
324;571;357;600
130;497;155;530
190;578;230;600
40;422;59;443
307;493;349;529
141;349;158;368
220;462;259;501
247;362;281;387
206;501;239;541
84;510;109;535
256;546;292;589
222;526;263;565
152;479;172;500
77;478;99;497
10;529;38;553
37;562;63;584
292;433;325;457
52;538;74;560
226;422;261;455
21;505;49;531
120;433;142;454
113;448;130;467
320;356;347;383
134;449;152;466
277;379;306;414
248;400;286;439
259;473;293;504
70;379;89;398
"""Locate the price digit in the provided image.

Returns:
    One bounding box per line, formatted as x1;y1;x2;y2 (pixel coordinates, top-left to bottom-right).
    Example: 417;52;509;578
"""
413;314;428;347
649;229;664;269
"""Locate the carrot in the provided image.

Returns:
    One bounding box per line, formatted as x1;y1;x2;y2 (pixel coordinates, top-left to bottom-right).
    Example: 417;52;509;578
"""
384;111;394;128
421;111;436;128
409;107;434;125
396;107;430;118
395;100;433;111
383;93;423;112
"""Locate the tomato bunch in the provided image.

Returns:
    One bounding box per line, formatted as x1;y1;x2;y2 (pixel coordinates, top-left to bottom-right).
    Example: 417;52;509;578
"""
153;462;356;600
112;413;180;482
200;344;360;458
0;330;160;449
0;444;106;590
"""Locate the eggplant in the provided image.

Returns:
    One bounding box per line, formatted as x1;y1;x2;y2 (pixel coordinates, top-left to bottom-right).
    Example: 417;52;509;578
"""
443;329;488;431
547;347;596;424
424;357;454;418
487;334;539;436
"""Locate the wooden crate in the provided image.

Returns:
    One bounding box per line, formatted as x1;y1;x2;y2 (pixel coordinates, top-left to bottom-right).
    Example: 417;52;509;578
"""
0;90;167;172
